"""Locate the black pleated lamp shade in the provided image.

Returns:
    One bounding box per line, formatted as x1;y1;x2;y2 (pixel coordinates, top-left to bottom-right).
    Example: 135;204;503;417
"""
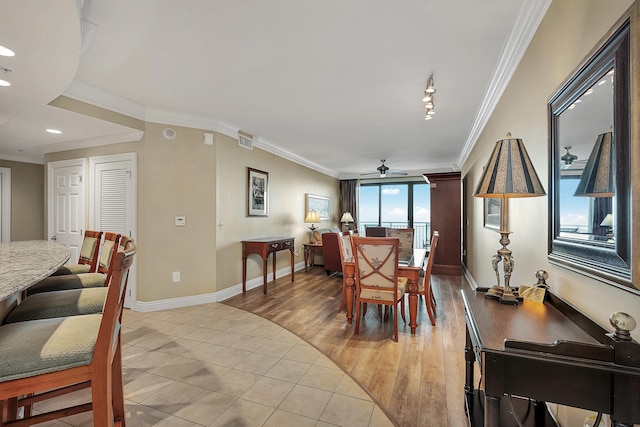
573;131;614;197
474;134;546;198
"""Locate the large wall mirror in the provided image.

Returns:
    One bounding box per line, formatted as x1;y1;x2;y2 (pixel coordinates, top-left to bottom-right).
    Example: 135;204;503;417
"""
548;18;635;293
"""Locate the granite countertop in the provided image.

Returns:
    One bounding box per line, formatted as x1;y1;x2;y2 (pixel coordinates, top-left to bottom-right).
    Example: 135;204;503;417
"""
0;240;70;300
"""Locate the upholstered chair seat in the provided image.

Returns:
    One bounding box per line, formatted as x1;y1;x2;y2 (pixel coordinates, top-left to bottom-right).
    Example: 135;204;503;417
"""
0;314;102;382
4;288;108;324
26;273;107;296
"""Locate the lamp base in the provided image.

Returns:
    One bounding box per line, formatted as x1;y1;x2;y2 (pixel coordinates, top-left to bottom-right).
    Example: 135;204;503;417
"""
484;286;520;305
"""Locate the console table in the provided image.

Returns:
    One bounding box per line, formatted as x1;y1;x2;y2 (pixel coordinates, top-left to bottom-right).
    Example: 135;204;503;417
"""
462;287;640;426
242;237;294;294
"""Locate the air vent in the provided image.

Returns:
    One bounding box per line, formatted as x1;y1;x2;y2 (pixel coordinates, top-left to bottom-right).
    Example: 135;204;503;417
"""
238;131;253;150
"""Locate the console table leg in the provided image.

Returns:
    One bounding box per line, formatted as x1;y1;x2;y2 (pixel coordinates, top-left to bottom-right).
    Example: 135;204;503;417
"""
242;257;247;293
290;249;294;282
263;258;268;294
464;328;475;395
272;252;277;283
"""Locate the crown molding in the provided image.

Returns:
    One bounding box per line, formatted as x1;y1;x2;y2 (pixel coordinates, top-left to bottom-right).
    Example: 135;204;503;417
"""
456;0;551;168
36;130;145;154
256;136;339;178
0;153;45;165
64;81;148;120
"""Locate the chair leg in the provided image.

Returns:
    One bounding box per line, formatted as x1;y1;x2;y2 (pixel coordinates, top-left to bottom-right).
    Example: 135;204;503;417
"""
91;364;115;427
399;296;406;324
112;342;126;427
354;302;361;336
338;278;346;313
425;281;436;326
393;304;398;342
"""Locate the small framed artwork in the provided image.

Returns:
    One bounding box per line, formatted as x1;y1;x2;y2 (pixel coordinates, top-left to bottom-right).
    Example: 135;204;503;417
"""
248;168;268;217
484;198;501;230
305;194;330;221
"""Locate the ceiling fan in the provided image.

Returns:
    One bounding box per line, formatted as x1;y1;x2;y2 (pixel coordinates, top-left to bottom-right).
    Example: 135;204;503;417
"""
360;160;408;178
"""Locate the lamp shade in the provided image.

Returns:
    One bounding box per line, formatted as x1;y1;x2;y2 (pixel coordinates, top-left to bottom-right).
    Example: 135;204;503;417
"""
474;134;546;198
573;131;614;197
340;212;354;223
304;210;321;223
600;213;613;227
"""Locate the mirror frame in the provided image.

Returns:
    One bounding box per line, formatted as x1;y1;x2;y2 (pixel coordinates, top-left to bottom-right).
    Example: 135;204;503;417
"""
548;18;635;293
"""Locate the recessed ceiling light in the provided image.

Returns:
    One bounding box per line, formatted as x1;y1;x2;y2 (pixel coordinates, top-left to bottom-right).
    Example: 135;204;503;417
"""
0;79;9;87
46;128;62;134
0;45;15;57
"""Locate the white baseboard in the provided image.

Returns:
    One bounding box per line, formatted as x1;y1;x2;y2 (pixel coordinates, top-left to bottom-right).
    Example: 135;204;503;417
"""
133;261;306;313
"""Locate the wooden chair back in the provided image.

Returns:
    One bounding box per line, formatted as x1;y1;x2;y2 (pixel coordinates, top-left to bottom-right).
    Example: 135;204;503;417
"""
421;230;439;326
386;228;414;262
96;232;122;283
78;230;103;273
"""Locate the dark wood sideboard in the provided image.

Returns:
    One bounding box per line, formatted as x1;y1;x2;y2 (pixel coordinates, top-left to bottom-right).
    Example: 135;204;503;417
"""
242;237;294;294
462;287;640;427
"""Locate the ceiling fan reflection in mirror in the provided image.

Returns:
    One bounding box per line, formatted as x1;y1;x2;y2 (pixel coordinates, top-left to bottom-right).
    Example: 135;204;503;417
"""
360;160;408;178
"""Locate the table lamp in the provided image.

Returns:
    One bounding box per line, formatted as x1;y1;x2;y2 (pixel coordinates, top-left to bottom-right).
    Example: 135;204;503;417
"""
305;209;321;242
340;212;354;231
474;133;546;304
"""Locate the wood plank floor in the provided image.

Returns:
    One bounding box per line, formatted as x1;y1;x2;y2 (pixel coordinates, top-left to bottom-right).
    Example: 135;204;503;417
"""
222;267;470;427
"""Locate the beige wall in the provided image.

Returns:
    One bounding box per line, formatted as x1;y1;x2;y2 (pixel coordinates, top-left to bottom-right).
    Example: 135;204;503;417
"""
43;120;339;303
215;132;339;288
0;159;44;240
462;1;639;423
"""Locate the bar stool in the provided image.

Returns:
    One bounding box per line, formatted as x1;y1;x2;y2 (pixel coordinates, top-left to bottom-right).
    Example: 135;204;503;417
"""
50;230;103;275
26;233;122;296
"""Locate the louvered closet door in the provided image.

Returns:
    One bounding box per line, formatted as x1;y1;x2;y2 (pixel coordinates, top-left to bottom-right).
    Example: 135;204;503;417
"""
90;153;137;309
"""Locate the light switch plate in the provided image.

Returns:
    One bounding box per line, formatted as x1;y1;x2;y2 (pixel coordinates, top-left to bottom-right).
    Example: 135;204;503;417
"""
175;216;186;226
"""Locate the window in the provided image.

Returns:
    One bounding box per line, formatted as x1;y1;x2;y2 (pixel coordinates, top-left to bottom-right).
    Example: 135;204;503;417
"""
358;181;430;248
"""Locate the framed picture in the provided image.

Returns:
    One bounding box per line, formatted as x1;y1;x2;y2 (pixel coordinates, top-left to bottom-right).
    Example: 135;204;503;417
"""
484;198;501;230
305;194;330;221
248;168;268;216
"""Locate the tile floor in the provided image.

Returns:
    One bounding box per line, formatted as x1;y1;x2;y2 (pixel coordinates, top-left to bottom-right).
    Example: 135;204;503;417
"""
33;303;394;427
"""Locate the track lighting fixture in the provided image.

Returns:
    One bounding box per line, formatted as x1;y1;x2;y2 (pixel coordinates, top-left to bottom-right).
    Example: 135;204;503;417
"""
423;74;436;121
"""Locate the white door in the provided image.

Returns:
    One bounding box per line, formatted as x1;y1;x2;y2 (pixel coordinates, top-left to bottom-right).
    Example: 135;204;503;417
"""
48;160;87;261
0;167;10;242
90;153;137;309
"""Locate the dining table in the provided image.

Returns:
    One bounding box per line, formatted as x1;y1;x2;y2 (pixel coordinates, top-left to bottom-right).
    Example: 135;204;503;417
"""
0;240;70;301
342;248;427;333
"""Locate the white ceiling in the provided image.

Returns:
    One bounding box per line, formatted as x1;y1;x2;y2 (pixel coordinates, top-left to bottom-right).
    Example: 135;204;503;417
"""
0;0;550;178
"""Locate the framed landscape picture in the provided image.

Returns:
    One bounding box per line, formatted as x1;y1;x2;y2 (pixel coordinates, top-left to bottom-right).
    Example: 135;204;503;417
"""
305;194;330;221
484;198;501;230
248;168;268;216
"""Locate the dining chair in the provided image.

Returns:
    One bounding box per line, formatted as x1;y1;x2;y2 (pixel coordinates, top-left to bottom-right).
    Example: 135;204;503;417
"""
26;233;122;296
336;232;354;313
0;242;136;426
50;230;103;276
386;228;414;262
351;236;407;342
4;237;134;324
419;231;439;326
